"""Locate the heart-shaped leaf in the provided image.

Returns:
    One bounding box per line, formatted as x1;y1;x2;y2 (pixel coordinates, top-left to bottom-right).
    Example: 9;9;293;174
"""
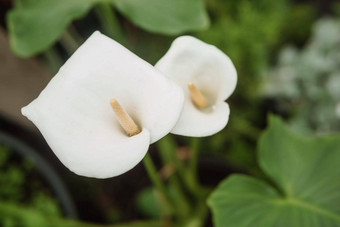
208;116;340;226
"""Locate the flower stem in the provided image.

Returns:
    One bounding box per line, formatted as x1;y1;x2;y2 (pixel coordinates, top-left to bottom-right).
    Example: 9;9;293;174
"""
188;138;200;186
43;47;63;75
157;136;187;180
157;136;191;217
142;153;174;216
183;197;209;227
60;26;82;56
95;3;125;44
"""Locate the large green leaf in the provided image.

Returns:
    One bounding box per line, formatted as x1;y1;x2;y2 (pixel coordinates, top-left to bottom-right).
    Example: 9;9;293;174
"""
208;116;340;227
114;0;209;35
7;0;110;57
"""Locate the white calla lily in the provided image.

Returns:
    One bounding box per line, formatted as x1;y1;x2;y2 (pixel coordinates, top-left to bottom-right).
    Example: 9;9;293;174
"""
21;31;184;179
155;36;237;137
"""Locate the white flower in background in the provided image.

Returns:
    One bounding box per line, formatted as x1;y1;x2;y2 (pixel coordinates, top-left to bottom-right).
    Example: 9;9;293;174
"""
21;31;184;179
155;36;237;137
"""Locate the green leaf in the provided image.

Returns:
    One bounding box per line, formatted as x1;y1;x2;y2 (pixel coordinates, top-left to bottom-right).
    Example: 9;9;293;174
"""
208;116;340;227
7;0;109;57
114;0;209;35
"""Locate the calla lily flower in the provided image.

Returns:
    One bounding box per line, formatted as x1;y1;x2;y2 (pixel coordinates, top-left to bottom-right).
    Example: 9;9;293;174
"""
155;36;237;137
21;31;184;179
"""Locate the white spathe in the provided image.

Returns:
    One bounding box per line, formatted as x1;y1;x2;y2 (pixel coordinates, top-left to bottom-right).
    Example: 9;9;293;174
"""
21;31;184;179
155;36;237;137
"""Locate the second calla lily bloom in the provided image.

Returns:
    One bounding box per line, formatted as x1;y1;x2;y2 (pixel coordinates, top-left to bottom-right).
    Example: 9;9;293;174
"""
21;31;184;179
155;36;237;137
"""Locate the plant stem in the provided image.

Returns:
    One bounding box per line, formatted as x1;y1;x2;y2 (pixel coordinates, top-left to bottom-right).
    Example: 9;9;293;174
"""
184;197;209;227
95;3;125;44
157;136;187;180
142;153;174;216
189;138;200;182
157;136;191;217
181;137;203;197
60;27;82;56
43;47;64;75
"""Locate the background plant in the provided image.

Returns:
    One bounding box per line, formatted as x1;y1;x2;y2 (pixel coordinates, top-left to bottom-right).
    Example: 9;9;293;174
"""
264;16;340;134
0;145;62;226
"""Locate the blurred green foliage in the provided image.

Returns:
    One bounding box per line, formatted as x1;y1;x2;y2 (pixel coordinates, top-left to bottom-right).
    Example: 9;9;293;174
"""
198;0;288;97
209;116;340;226
0;144;159;226
264;17;340;134
0;145;62;226
135;187;161;219
0;201;161;227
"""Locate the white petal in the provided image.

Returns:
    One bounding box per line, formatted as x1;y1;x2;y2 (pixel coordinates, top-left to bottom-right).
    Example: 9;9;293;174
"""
155;36;237;102
21;31;184;178
155;36;236;136
170;101;230;137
